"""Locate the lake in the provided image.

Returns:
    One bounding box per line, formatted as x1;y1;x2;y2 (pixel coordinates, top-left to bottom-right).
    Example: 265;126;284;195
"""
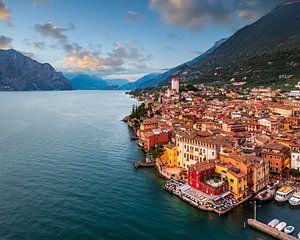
0;91;299;240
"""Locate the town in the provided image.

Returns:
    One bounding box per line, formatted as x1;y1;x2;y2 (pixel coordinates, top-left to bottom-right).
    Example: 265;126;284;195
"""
125;77;300;220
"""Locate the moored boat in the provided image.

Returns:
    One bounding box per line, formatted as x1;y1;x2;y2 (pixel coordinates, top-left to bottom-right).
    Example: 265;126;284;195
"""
289;191;300;206
256;185;277;202
284;225;295;234
275;222;287;231
268;219;280;228
274;187;294;202
297;232;300;239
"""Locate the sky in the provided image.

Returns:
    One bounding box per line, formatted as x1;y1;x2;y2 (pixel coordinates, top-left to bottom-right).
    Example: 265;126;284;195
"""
0;0;284;81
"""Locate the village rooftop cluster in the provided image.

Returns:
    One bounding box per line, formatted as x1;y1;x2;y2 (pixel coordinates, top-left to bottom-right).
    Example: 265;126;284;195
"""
126;78;300;214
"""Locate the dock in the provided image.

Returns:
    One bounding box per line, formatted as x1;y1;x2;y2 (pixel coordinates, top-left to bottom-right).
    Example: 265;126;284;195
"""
134;161;156;169
247;219;298;240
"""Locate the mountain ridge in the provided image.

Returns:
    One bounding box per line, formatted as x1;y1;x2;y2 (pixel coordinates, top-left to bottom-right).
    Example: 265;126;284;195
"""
0;49;72;91
168;2;300;88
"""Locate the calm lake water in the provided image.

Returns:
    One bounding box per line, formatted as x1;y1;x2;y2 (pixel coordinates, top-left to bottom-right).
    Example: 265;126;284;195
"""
0;91;299;240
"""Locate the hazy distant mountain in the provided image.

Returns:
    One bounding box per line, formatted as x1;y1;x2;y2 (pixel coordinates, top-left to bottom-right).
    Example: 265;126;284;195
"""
0;49;72;91
68;74;129;90
171;2;300;87
121;38;227;90
105;79;129;87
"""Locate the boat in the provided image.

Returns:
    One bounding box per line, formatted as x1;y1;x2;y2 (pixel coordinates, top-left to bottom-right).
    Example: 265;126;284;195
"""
274;187;294;202
275;222;287;231
284;226;295;234
289;191;300;206
268;219;280;228
256;184;277;202
298;232;300;239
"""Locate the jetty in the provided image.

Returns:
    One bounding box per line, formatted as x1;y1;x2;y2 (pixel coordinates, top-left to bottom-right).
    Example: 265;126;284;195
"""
134;161;156;169
247;219;298;240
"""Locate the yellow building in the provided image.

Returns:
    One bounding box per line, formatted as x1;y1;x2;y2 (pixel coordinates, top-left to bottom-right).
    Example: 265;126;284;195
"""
160;144;178;167
140;118;160;131
215;162;248;201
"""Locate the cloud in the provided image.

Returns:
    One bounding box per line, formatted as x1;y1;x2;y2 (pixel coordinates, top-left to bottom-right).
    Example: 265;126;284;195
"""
35;22;68;42
32;41;46;49
149;0;283;30
0;0;10;20
64;41;152;73
32;0;50;5
0;35;12;49
165;45;176;51
166;33;182;41
126;10;141;21
22;51;36;59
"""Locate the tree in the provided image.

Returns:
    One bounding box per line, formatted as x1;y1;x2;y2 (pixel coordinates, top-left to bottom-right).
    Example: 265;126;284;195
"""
289;168;300;178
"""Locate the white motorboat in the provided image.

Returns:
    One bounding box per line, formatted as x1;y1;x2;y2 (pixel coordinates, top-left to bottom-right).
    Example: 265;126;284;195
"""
275;222;287;231
297;232;300;239
289;192;300;206
268;219;280;228
284;226;295;234
275;187;294;202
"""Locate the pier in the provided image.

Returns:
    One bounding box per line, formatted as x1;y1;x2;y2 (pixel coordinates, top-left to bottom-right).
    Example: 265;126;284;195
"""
247;219;298;240
134;161;156;169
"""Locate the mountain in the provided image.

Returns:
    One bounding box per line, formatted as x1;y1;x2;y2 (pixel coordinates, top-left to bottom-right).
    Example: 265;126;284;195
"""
0;49;72;91
170;2;300;87
121;38;227;90
70;74;109;90
121;73;161;90
69;74;129;90
105;79;129;87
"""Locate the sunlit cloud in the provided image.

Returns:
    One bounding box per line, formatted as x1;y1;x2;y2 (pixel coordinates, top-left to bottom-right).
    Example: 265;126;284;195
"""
0;0;10;20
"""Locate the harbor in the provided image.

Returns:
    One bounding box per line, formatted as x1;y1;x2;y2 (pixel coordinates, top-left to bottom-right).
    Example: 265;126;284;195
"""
248;219;298;240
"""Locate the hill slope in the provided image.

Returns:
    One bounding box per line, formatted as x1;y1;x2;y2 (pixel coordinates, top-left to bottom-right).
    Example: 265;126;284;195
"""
122;38;227;90
0;49;72;91
172;2;300;87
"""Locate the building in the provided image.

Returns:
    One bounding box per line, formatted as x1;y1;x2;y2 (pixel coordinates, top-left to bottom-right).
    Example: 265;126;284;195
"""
261;141;290;174
291;143;300;171
176;131;219;170
218;154;269;193
160;143;178;167
214;161;248;201
140;118;160;131
171;77;179;94
258;118;280;132
140;129;170;151
188;161;228;196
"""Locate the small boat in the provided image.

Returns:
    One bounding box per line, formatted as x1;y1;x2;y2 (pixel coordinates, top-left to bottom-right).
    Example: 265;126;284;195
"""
289;191;300;206
256;185;277;202
284;226;295;234
275;187;294;202
298;232;300;239
275;222;287;231
268;219;280;228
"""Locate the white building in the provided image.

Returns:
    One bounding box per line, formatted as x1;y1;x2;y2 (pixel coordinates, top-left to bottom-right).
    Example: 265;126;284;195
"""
291;143;300;171
176;132;221;170
171;77;179;94
291;152;300;170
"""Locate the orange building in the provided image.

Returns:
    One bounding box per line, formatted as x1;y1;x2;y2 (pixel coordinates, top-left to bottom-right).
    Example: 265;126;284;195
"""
261;141;290;175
